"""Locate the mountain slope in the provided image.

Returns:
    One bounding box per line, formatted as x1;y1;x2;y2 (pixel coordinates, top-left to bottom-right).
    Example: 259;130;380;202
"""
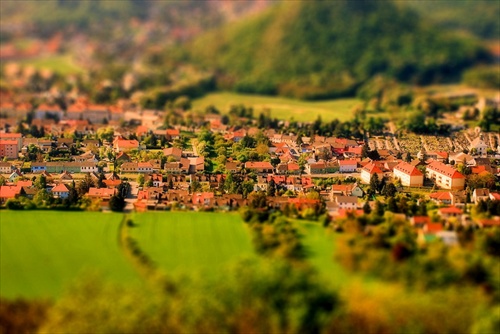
188;0;488;99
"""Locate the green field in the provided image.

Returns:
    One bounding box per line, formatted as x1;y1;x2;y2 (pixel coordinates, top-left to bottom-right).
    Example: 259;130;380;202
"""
193;92;362;122
0;211;140;298
130;212;254;276
17;54;83;75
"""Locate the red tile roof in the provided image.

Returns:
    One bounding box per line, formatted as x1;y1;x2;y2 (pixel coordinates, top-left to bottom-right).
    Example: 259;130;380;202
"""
51;183;69;192
438;206;463;214
339;159;357;166
427;161;464;179
362;162;383;174
245;161;273;169
394;161;423;176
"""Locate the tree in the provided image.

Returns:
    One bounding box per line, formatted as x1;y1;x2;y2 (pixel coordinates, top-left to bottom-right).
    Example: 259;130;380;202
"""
363;201;371;214
137;174;145;187
267;178;277;197
77;174;95;196
109;194;126;212
382;183;397;198
35;174;47;190
369;173;380;194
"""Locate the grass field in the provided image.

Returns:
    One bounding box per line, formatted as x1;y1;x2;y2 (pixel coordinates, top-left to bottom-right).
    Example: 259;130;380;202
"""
130;212;254;276
17;54;83;75
0;211;141;298
193;92;362;122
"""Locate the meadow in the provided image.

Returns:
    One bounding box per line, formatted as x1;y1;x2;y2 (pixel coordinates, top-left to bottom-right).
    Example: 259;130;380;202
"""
129;212;255;276
192;92;362;122
0;211;140;298
17;54;83;75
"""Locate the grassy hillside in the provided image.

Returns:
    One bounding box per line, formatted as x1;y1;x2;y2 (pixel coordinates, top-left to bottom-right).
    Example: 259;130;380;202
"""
405;0;500;40
189;0;487;100
193;92;362;122
0;211;140;298
130;212;254;276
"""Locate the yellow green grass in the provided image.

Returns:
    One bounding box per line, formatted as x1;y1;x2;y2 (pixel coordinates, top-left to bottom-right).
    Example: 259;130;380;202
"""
193;92;362;122
17;54;83;75
129;212;255;277
0;211;141;298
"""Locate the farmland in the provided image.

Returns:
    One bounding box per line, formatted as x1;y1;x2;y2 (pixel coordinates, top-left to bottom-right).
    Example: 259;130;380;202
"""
129;212;254;276
192;92;362;122
0;211;141;298
0;211;255;298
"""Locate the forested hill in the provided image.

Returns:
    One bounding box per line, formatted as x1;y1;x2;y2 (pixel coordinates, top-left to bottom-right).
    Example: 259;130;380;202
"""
187;0;490;100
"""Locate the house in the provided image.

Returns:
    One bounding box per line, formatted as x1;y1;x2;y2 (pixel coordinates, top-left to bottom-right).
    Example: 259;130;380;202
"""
245;161;274;174
137;162;153;173
192;192;215;207
438;206;463;219
121;162;138;173
164;158;190;174
334;195;358;210
472;188;490;204
393;161;424;187
0;140;18;159
166;128;180;141
163;147;183;161
306;161;326;174
87;187;117;201
411;216;431;229
0;185;23;204
225;161;240;173
51;183;69;199
189;157;205;174
80;162;98;173
426;161;465;190
0;161;12;174
476;217;500;228
0;133;22;151
149;174;164;187
469;137;488;156
35;103;63;120
84;104;110;123
116;152;131;163
330;183;364;198
113;138;140;152
360;162;384;184
339;160;357;173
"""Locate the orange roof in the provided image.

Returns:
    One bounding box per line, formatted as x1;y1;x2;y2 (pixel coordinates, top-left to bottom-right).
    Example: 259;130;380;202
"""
339;159;357;166
394;161;423;176
51;183;69;192
16;180;33;187
429;192;452;201
37;103;62;112
438;206;463;214
425;223;443;233
0;140;18;145
427;161;464;179
0;133;21;138
166;128;180;136
88;187;116;197
0;185;22;198
362;162;383;174
245;161;273;169
115;139;139;148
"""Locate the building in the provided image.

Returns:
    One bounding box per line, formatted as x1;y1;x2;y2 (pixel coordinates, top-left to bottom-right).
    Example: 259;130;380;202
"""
51;183;69;199
393;161;424;187
339;160;357;173
334;195;358;210
360;162;384;184
0;133;22;151
0;162;12;174
245;161;274;174
0;140;18;159
426;161;465;190
469;137;488;156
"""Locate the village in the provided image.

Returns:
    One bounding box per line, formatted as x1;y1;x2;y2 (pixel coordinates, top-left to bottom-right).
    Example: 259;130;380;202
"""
0;88;499;247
